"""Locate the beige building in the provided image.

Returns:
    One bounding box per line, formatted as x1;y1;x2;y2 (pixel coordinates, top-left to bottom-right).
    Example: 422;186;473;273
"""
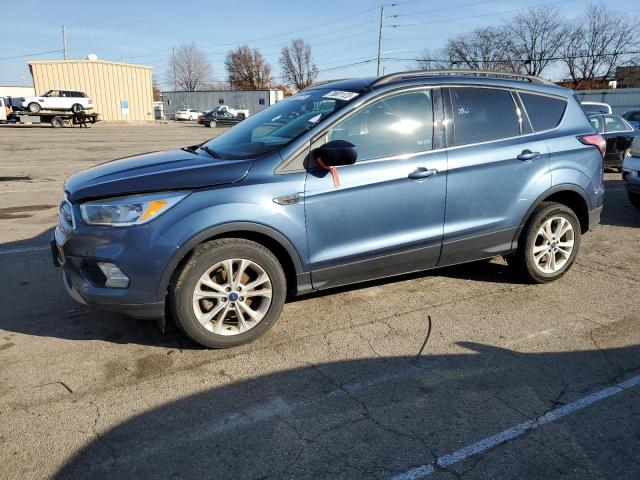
28;60;154;122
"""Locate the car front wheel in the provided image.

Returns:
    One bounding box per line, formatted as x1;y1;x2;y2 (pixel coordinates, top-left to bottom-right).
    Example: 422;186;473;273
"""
171;238;286;348
508;202;581;283
71;104;83;113
28;102;41;113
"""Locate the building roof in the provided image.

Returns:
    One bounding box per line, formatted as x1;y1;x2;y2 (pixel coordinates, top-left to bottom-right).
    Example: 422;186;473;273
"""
28;59;152;70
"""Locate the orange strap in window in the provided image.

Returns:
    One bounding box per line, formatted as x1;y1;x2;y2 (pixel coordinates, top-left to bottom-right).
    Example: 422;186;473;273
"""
315;156;340;188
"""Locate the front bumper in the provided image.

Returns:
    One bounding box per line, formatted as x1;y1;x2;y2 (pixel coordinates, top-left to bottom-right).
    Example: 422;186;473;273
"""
51;220;177;320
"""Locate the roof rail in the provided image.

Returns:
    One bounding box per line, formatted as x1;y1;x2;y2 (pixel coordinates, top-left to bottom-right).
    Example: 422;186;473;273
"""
370;70;555;87
302;79;347;90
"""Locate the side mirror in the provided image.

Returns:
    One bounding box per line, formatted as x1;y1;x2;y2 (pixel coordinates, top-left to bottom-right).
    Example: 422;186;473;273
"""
312;140;357;167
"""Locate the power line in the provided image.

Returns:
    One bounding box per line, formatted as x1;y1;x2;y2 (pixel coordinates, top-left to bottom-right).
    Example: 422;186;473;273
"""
0;49;63;61
391;0;576;27
199;6;380;48
383;49;640;63
390;0;500;17
202;21;379;56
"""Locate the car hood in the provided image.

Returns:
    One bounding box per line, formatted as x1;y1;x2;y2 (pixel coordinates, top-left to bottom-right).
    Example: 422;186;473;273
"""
65;148;252;202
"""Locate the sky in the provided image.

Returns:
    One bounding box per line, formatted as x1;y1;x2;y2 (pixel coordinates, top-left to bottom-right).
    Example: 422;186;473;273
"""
0;0;634;88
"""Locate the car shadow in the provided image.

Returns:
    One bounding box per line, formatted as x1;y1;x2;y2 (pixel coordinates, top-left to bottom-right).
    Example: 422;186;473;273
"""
0;227;197;349
51;343;640;479
0;226;520;348
0;177;632;348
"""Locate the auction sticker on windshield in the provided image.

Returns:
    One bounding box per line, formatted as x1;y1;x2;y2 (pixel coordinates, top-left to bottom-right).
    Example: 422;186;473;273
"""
323;91;359;101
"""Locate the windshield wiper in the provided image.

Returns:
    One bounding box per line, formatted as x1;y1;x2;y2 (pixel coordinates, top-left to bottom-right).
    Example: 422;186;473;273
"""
199;145;220;159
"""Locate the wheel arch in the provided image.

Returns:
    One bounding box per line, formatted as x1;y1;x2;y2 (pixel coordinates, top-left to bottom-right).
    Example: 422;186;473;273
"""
157;222;308;304
514;185;591;248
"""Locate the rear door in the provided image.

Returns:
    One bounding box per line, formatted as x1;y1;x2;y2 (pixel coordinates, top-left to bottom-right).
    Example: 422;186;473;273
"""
439;86;552;266
304;87;448;289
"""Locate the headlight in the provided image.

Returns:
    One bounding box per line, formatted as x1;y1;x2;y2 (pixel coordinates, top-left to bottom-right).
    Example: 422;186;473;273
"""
80;192;187;226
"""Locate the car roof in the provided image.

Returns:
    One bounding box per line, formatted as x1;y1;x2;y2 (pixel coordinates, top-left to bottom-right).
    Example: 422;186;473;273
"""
305;71;571;98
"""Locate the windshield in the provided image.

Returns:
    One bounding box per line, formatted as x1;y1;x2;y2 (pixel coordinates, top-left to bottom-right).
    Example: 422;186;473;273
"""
200;88;360;160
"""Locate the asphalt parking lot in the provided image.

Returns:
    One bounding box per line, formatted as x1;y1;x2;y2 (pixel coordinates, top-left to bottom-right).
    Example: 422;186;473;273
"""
1;122;639;480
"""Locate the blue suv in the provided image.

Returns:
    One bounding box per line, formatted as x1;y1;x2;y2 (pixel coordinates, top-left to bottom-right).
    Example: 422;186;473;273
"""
53;71;605;348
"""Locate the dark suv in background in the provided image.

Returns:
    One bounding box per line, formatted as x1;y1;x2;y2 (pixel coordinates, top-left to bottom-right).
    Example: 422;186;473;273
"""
53;70;605;348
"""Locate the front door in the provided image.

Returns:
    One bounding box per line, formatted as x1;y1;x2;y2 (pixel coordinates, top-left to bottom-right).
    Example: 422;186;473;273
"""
304;88;447;289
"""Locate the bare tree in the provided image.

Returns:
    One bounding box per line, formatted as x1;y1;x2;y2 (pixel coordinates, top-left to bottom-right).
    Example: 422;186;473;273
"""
505;7;566;76
562;4;640;83
152;76;162;101
413;48;452;70
225;45;273;89
166;42;213;91
442;26;518;72
279;38;318;90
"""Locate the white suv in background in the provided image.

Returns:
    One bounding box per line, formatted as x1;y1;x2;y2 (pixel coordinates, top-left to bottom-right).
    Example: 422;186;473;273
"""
21;89;94;114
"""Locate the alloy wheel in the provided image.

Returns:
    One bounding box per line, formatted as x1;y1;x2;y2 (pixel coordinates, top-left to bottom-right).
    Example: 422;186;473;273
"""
532;216;575;274
192;258;272;336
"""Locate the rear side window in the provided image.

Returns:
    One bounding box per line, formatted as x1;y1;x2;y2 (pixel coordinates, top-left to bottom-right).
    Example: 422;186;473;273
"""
450;88;519;146
520;92;567;131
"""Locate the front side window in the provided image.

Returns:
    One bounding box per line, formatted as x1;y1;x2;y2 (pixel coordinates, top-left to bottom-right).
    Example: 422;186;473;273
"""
327;90;434;162
44;90;60;98
519;92;567;131
201;88;359;160
450;87;519;146
604;115;632;132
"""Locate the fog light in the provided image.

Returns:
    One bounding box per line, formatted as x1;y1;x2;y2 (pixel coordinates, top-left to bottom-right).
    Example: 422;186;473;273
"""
97;262;130;288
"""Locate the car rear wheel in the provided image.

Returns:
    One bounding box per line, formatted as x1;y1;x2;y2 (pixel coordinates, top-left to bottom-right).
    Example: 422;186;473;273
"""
71;104;83;113
508;202;581;283
28;102;41;113
629;192;640;209
171;238;286;348
207;120;217;128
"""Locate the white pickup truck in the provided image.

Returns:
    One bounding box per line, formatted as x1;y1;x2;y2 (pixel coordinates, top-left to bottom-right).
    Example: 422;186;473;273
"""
214;105;250;118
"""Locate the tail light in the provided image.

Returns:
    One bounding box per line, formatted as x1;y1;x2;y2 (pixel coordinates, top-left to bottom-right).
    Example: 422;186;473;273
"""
578;134;606;157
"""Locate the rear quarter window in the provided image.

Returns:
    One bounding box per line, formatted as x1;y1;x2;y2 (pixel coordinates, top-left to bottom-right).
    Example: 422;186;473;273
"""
519;92;567;131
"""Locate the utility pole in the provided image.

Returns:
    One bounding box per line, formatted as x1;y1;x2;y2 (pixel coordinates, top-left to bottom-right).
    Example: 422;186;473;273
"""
172;46;177;91
62;25;68;60
376;6;384;76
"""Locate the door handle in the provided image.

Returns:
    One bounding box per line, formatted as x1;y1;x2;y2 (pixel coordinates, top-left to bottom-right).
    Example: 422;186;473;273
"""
408;167;438;180
517;149;541;161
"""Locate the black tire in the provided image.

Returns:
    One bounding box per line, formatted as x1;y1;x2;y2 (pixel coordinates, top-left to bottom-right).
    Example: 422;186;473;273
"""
629;192;640;209
209;120;217;128
508;201;582;283
28;102;41;113
71;103;83;113
171;238;286;348
50;117;63;128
